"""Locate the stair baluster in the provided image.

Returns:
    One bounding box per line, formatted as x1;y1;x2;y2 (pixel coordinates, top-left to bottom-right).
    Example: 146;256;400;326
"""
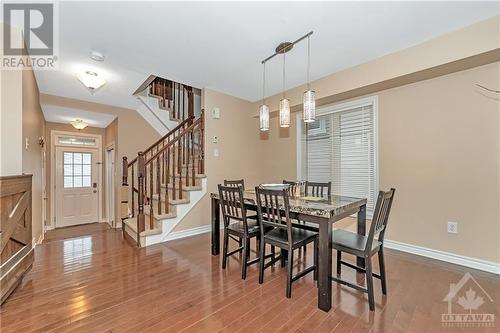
137;152;146;246
123;77;204;246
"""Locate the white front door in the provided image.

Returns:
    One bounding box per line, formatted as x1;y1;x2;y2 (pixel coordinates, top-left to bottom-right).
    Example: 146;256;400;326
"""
55;147;99;227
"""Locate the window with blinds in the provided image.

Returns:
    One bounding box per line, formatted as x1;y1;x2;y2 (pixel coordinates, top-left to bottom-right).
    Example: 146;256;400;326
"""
299;97;378;215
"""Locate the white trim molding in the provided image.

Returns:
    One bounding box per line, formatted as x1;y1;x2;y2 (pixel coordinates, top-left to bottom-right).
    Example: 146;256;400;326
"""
384;239;500;275
164;224;212;242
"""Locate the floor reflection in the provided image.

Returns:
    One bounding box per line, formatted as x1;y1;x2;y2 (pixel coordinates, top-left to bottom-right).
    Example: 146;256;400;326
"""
63;236;93;273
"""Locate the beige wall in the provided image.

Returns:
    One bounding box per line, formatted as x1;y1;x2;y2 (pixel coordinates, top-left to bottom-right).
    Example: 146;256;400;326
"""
172;89;261;231
22;68;46;243
257;62;500;263
104;118;118;224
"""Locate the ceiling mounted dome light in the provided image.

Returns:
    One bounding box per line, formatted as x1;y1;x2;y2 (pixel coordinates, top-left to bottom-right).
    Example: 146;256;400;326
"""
77;70;106;94
71;119;88;130
90;51;105;62
303;35;316;123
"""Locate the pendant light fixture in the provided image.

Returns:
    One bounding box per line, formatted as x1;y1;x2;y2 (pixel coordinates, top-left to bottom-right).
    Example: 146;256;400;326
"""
259;62;269;131
279;52;290;128
258;31;314;132
303;35;316;122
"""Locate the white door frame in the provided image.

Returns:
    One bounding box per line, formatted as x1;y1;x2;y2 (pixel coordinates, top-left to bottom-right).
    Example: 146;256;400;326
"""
41;137;47;237
105;143;115;227
50;130;103;229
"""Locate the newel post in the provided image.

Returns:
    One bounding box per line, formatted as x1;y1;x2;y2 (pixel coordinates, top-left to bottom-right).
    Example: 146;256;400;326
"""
122;156;128;186
137;152;146;240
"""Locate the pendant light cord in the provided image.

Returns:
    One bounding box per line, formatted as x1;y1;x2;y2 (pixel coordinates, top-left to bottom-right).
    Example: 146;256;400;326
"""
307;35;311;91
262;62;266;104
282;52;286;99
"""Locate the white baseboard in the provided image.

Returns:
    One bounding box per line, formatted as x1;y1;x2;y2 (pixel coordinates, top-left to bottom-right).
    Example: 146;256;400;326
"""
161;226;500;275
384;239;500;275
164;224;212;242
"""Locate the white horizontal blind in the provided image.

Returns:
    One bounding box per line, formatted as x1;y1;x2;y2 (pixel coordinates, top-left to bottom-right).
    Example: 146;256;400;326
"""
305;100;377;215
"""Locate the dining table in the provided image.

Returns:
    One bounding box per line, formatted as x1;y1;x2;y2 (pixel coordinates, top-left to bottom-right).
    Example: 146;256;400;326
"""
210;189;367;312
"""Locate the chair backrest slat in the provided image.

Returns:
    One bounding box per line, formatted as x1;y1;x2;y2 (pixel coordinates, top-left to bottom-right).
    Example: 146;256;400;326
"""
255;186;293;243
305;181;331;197
218;184;248;233
224;179;245;190
366;188;396;251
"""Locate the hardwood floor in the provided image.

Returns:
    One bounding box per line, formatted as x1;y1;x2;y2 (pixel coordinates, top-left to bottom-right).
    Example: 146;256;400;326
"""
1;225;498;332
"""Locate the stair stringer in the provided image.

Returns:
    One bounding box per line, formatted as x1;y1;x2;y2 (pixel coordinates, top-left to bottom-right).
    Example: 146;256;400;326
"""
143;177;207;246
135;90;179;135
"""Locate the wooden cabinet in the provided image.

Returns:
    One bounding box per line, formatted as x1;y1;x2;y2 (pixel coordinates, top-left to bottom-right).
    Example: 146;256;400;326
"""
0;175;34;305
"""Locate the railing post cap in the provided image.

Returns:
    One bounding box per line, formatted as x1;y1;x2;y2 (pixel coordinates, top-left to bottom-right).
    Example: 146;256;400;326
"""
123;156;128;160
138;151;144;156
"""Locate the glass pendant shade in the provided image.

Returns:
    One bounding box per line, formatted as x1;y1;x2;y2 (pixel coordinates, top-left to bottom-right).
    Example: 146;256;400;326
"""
303;90;316;122
259;104;269;131
279;98;290;127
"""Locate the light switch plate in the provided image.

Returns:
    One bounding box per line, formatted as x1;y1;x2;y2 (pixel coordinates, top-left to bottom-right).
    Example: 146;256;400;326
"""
212;107;220;119
213;148;219;157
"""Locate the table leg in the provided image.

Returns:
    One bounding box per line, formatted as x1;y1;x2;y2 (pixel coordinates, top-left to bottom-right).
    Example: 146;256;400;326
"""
318;221;333;312
356;204;367;267
211;197;220;256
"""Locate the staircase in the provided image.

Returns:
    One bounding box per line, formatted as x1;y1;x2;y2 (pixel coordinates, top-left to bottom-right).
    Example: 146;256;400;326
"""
122;77;206;247
134;76;200;135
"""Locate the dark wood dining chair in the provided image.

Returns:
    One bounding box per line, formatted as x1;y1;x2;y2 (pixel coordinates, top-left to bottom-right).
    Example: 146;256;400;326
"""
224;179;245;190
332;188;396;311
219;184;272;280
223;179;254;247
305;181;331;197
283;180;310;253
283;180;299;195
255;186;318;298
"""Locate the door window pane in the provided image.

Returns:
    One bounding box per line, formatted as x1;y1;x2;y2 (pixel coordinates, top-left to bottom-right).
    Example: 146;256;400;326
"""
63;152;93;188
64;152;73;164
74;164;82;176
64;165;73;176
64;177;73;188
82;164;91;176
58;136;97;146
73;153;82;164
73;176;83;187
82;176;91;187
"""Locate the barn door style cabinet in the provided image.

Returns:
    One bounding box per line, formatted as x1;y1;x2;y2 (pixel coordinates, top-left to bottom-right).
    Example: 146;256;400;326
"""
0;175;34;305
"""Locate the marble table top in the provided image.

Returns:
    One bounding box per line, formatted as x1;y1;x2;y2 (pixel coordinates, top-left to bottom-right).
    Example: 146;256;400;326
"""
211;190;367;219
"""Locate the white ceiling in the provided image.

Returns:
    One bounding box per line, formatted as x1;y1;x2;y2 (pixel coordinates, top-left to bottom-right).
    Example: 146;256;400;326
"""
34;1;499;109
41;104;116;128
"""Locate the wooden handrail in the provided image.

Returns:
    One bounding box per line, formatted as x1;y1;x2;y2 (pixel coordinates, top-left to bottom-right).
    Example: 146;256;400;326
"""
128;115;194;167
145;116;203;165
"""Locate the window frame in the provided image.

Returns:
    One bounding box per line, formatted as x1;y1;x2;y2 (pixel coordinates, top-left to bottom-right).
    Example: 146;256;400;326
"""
63;151;93;188
296;95;379;217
